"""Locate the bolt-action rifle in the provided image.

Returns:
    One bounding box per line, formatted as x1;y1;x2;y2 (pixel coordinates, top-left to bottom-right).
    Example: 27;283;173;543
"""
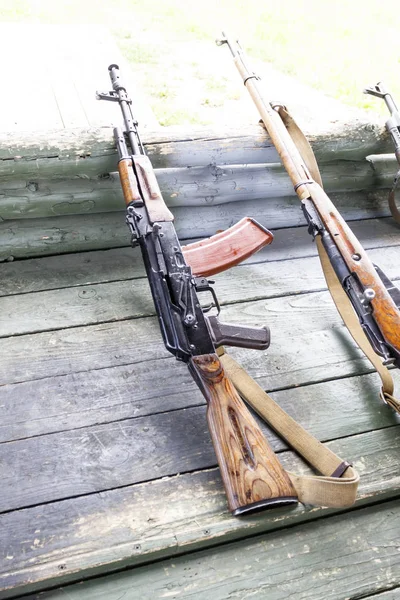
97;65;298;515
218;35;400;412
364;82;400;223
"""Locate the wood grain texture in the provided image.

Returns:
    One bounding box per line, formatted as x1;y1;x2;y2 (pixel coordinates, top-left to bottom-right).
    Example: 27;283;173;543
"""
19;499;400;600
1;427;399;598
0;244;399;339
132;155;174;223
1;364;398;444
182;217;273;277
3;364;398;515
0;121;391;175
1;218;398;297
239;70;400;360
4;284;400;395
0;190;393;261
0;405;214;513
311;184;400;355
2;31;399;600
118;159;142;206
190;354;297;514
0;162;395;223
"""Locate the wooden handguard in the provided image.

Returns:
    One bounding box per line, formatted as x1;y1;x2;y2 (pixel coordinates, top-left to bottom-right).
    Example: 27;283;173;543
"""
182;218;273;277
118;157;174;222
119;156;273;276
189;354;298;515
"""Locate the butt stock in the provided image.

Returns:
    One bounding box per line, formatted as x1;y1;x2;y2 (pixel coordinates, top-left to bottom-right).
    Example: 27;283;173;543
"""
189;353;298;515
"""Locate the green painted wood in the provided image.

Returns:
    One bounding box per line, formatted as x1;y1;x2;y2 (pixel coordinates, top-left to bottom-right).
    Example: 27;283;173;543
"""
0;161;394;221
2;218;399;297
367;591;400;600
1;350;398;443
0;405;213;512
0;177;123;220
0;189;394;261
0;427;399;598
17;499;400;600
0;122;391;179
1;285;399;393
1;244;399;338
0;212;129;262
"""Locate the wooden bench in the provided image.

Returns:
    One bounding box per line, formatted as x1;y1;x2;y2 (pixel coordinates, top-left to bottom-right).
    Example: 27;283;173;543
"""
1;117;400;599
0;24;400;596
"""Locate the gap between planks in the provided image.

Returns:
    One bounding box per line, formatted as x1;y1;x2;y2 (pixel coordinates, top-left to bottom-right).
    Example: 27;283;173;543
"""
1;217;400;298
5;495;400;600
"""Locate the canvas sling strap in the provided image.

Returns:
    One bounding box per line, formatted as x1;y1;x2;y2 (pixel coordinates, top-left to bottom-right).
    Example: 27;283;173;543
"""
265;104;400;414
218;347;359;507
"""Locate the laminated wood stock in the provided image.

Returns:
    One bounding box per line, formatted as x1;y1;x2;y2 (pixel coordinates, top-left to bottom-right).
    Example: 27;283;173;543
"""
189;353;298;515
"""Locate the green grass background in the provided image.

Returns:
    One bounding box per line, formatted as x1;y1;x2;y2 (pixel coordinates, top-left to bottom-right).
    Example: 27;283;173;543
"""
2;0;400;125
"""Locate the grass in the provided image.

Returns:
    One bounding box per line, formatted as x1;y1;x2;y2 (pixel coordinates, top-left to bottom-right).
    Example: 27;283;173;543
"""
1;0;400;125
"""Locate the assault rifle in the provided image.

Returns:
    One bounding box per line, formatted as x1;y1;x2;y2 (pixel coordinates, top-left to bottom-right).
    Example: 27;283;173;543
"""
364;82;400;223
217;35;400;412
97;64;298;515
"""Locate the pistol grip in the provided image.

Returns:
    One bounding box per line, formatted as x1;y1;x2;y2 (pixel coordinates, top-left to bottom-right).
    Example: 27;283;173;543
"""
207;315;270;350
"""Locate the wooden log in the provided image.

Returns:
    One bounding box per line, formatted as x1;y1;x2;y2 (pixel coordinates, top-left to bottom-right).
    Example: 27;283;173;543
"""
0;189;393;261
1;218;399;297
0;121;392;180
0;160;394;222
1;430;398;598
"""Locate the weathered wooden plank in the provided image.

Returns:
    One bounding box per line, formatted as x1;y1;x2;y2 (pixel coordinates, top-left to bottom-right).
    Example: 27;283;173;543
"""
1;427;399;598
1;288;399;392
367;591;400;600
0;121;392;179
0;212;130;263
0;278;151;337
0;189;394;261
1;244;399;338
17;498;400;600
1;353;398;443
0;177;122;220
1;217;399;297
0;161;394;221
0;405;213;512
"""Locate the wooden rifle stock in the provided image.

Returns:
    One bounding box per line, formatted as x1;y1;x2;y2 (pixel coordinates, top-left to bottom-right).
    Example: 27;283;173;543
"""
117;154;296;515
189;353;297;515
221;38;400;361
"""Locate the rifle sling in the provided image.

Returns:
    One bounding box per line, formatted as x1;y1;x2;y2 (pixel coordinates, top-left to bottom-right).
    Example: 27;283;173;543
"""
264;104;400;414
218;348;359;507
